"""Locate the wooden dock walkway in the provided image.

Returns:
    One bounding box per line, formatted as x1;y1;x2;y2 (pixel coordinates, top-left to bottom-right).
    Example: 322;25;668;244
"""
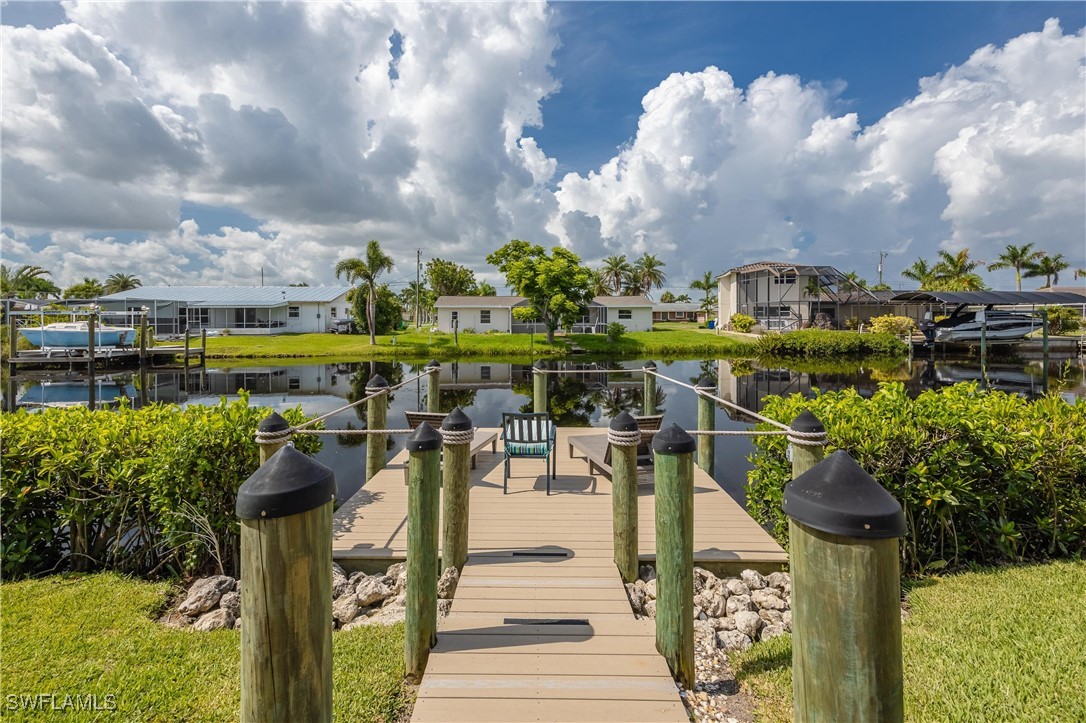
332;427;786;722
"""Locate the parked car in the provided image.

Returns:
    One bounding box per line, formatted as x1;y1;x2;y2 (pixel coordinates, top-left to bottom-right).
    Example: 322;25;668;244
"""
331;318;357;334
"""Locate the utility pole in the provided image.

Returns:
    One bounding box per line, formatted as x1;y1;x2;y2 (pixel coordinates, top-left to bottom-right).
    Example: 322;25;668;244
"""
415;249;421;329
877;251;886;288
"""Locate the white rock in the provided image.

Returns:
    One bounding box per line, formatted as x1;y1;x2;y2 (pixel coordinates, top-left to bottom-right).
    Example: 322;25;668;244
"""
332;563;349;599
693;620;716;647
751;588;787;611
358;606;405;627
383;591;406;608
761;624;787;641
716;630;752;652
766;571;790;592
643;599;657;619
724;579;750;597
347;571;367;592
219;591;241;618
733;610;763;639
643;578;657;600
782;610;792;632
740;570;767;590
694;567;717;590
702;591;727;618
356;577;392;607
438;567;460;599
333;595;361;625
758;608;784;626
178;576;237;616
725;594;755;616
626;583;646;615
438;599;453;617
712;616;737;632
193;608;235;632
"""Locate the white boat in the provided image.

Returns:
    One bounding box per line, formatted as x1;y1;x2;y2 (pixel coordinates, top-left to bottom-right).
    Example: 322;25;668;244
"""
931;307;1039;343
18;321;137;349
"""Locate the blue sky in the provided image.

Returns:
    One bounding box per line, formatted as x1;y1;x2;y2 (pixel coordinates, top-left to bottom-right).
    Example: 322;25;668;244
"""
2;2;1084;290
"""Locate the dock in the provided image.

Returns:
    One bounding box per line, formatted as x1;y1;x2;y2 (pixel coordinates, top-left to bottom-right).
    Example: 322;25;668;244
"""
332;427;786;722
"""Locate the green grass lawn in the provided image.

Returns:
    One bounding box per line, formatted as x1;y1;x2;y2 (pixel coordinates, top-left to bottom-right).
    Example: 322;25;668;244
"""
733;560;1086;722
1;574;406;722
202;327;754;361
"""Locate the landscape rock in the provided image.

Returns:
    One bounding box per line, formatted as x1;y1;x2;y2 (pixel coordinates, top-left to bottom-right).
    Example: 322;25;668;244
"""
193;608;236;632
733;610;763;639
385;562;407;595
740;570;767;590
438;599;453;617
218;591;241;618
438;566;460;599
356;577;392;607
178;576;237;616
693;620;716;647
758;608;784;626
725;594;755;616
626;583;646;615
724;578;750;597
766;571;790;592
712;615;737;632
357;606;405;627
643;578;657;600
332;563;350;599
639;565;656;582
333;595;361;626
782;610;792;632
233;618;241;630
693;567;717;590
695;589;727;618
751;588;788;611
761;624;787;641
643;599;657;619
716;629;753;652
160;611;194;629
383;591;406;608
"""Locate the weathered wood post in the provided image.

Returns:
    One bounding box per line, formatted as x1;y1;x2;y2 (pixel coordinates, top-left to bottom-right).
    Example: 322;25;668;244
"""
653;423;696;690
201;328;207;367
236;445;336;723
533;360;548;414
441;407;473;571
790;410;826;480
366;374;390;482
609;411;641;583
405;422;441;681
7;314;16;360
87;314;97;409
139;310;148;364
642;361;657;415
1041;310;1050;392
695;375;716;477
979;310;987;360
257;411;293;466
784;450;906;723
426;360;441;413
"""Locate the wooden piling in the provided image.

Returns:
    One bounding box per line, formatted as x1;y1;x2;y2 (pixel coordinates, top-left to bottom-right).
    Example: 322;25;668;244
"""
366;374;390;482
87;315;97;410
441;407;473;571
426;360;441;413
237;446;336;723
8;315;17;360
642;361;657;415
695;376;716;477
783;450;906;723
405;423;442;681
533;361;548;414
790;410;825;480
201;328;207;366
257;411;293;466
609;412;640;584
979;310;987;360
652;423;696;690
139;312;148;364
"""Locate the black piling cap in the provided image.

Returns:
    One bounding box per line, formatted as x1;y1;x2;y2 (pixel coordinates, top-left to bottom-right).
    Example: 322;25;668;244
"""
791;410;824;434
783;450;906;539
652;422;696;455
642;360;657;371
257;411;290;433
442;406;472;431
236;445;336;520
367;373;389;389
407;422;442;452
695;375;715;390
426;359;441;369
610;411;638;432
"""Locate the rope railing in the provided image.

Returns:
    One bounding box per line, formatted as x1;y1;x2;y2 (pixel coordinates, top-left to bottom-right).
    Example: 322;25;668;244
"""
288;370;430;432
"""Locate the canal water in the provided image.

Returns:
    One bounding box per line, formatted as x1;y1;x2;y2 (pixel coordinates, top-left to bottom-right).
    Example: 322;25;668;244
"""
5;356;1083;504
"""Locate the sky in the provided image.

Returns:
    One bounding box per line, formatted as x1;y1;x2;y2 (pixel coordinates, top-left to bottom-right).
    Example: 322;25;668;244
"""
2;1;1084;295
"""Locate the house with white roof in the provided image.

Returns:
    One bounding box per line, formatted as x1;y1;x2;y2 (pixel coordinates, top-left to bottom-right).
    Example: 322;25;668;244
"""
98;286;352;335
433;295;654;334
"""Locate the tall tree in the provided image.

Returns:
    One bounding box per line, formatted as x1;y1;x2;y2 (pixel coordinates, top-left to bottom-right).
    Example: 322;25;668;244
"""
399;281;434;324
336;240;394;345
689;271;716;313
632;253;667;298
475;281;497;296
587;269;610;297
599;254;632;295
986;243;1045;292
1024;253;1069;288
104;273;142;294
425;259;478;297
901;258;937;290
933;249;985;291
839;271;868;292
63;277;105;299
1;264;60;299
487;240;593;344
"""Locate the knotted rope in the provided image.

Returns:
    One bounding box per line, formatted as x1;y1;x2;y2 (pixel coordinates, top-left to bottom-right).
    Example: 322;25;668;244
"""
439;427;477;446
607;428;643;447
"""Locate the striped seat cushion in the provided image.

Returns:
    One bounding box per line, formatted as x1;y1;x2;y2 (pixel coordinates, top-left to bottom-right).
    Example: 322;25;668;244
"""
505;442;550;456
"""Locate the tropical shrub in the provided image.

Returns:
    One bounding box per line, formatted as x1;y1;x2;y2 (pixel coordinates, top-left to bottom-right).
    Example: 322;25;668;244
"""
747;383;1086;573
1043;306;1081;335
869;314;916;336
754;330;907;358
730;313;757;333
606;322;626;342
0;396;320;578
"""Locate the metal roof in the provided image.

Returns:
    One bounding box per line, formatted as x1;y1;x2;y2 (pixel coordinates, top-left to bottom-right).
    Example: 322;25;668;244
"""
718;262;846;278
99;286;352;307
434;296;525;308
593;295;654;307
889;290;1086;305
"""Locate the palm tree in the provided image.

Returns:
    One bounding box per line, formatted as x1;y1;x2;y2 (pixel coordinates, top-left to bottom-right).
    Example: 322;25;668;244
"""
985;243;1045;292
63;277;105;299
632;253;667;298
901;258;937;290
336;239;394;345
839;271;868;293
689;271;716;314
803;276;823;321
1024;253;1069;289
1;264;60;299
600;255;632;295
933;249;985;291
104;273;142;294
587;269;610;297
1075;268;1086;280
475;281;497;296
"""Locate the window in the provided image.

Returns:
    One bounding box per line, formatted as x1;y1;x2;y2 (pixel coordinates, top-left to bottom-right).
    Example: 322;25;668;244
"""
288;377;301;390
330;307;337;318
234;307;258;327
774;273;797;285
618;309;632;320
187;308;209;327
480;310;491;324
288;306;300;319
480;365;491;381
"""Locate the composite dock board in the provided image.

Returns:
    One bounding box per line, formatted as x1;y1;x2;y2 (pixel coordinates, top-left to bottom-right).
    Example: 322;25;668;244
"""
332;426;785;722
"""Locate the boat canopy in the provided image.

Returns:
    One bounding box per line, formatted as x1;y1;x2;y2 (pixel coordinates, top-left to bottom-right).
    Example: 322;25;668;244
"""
889;290;1086;306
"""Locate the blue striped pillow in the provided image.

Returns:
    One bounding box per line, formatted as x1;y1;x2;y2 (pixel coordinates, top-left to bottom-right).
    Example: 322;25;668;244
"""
505;442;549;456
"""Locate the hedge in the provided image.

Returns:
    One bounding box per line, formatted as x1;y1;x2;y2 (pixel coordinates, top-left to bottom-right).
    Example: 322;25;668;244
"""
0;396;320;578
754;329;907;358
747;383;1086;573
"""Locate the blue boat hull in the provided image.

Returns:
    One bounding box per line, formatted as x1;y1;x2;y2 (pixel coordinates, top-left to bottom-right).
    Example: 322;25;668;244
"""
19;328;135;348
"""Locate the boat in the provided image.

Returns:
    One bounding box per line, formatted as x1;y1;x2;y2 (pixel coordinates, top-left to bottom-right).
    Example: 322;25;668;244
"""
18;321;137;349
928;306;1039;344
16;378;138;409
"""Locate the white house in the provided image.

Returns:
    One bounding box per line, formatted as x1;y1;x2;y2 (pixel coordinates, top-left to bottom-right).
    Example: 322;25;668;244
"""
433;295;654;334
98;286;353;335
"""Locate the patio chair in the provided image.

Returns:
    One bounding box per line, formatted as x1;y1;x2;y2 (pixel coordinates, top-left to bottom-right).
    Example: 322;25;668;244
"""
633;413;665;464
501;412;557;495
